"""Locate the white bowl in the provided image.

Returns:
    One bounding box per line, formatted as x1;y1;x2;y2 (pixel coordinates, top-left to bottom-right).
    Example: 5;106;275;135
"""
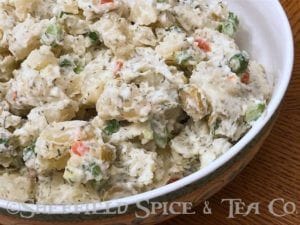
0;1;294;224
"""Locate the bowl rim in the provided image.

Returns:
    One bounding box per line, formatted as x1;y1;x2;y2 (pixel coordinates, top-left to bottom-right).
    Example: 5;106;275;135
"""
0;0;294;215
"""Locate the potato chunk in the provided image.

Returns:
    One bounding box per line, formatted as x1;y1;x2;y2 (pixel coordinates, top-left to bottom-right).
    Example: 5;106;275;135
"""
8;17;46;60
179;84;210;121
0;172;35;202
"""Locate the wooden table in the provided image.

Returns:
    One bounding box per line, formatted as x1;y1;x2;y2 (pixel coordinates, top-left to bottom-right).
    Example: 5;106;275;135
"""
161;0;300;224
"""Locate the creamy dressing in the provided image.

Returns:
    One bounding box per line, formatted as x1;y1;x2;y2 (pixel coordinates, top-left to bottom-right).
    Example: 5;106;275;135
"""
0;0;271;204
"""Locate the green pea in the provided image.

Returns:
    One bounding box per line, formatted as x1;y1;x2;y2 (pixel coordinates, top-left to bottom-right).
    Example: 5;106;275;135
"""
88;31;99;43
229;52;249;74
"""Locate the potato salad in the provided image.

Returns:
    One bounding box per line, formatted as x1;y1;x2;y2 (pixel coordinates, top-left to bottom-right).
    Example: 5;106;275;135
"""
0;0;271;204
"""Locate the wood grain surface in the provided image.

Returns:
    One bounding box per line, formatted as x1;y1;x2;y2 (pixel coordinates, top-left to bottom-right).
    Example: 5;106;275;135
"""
160;0;300;224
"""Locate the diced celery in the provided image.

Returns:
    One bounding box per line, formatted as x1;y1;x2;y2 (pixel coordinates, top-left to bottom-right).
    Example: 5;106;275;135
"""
245;103;266;123
217;12;239;37
41;24;63;46
175;51;193;66
151;119;169;148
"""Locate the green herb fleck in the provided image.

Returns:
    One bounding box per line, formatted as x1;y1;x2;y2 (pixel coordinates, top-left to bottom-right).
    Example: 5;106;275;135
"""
23;143;36;161
91;179;107;191
88;31;99;43
104;120;120;135
91;164;101;177
212;119;221;137
88;163;102;182
59;59;72;67
228;12;239;26
0;138;9;146
73;65;83;74
166;26;182;33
